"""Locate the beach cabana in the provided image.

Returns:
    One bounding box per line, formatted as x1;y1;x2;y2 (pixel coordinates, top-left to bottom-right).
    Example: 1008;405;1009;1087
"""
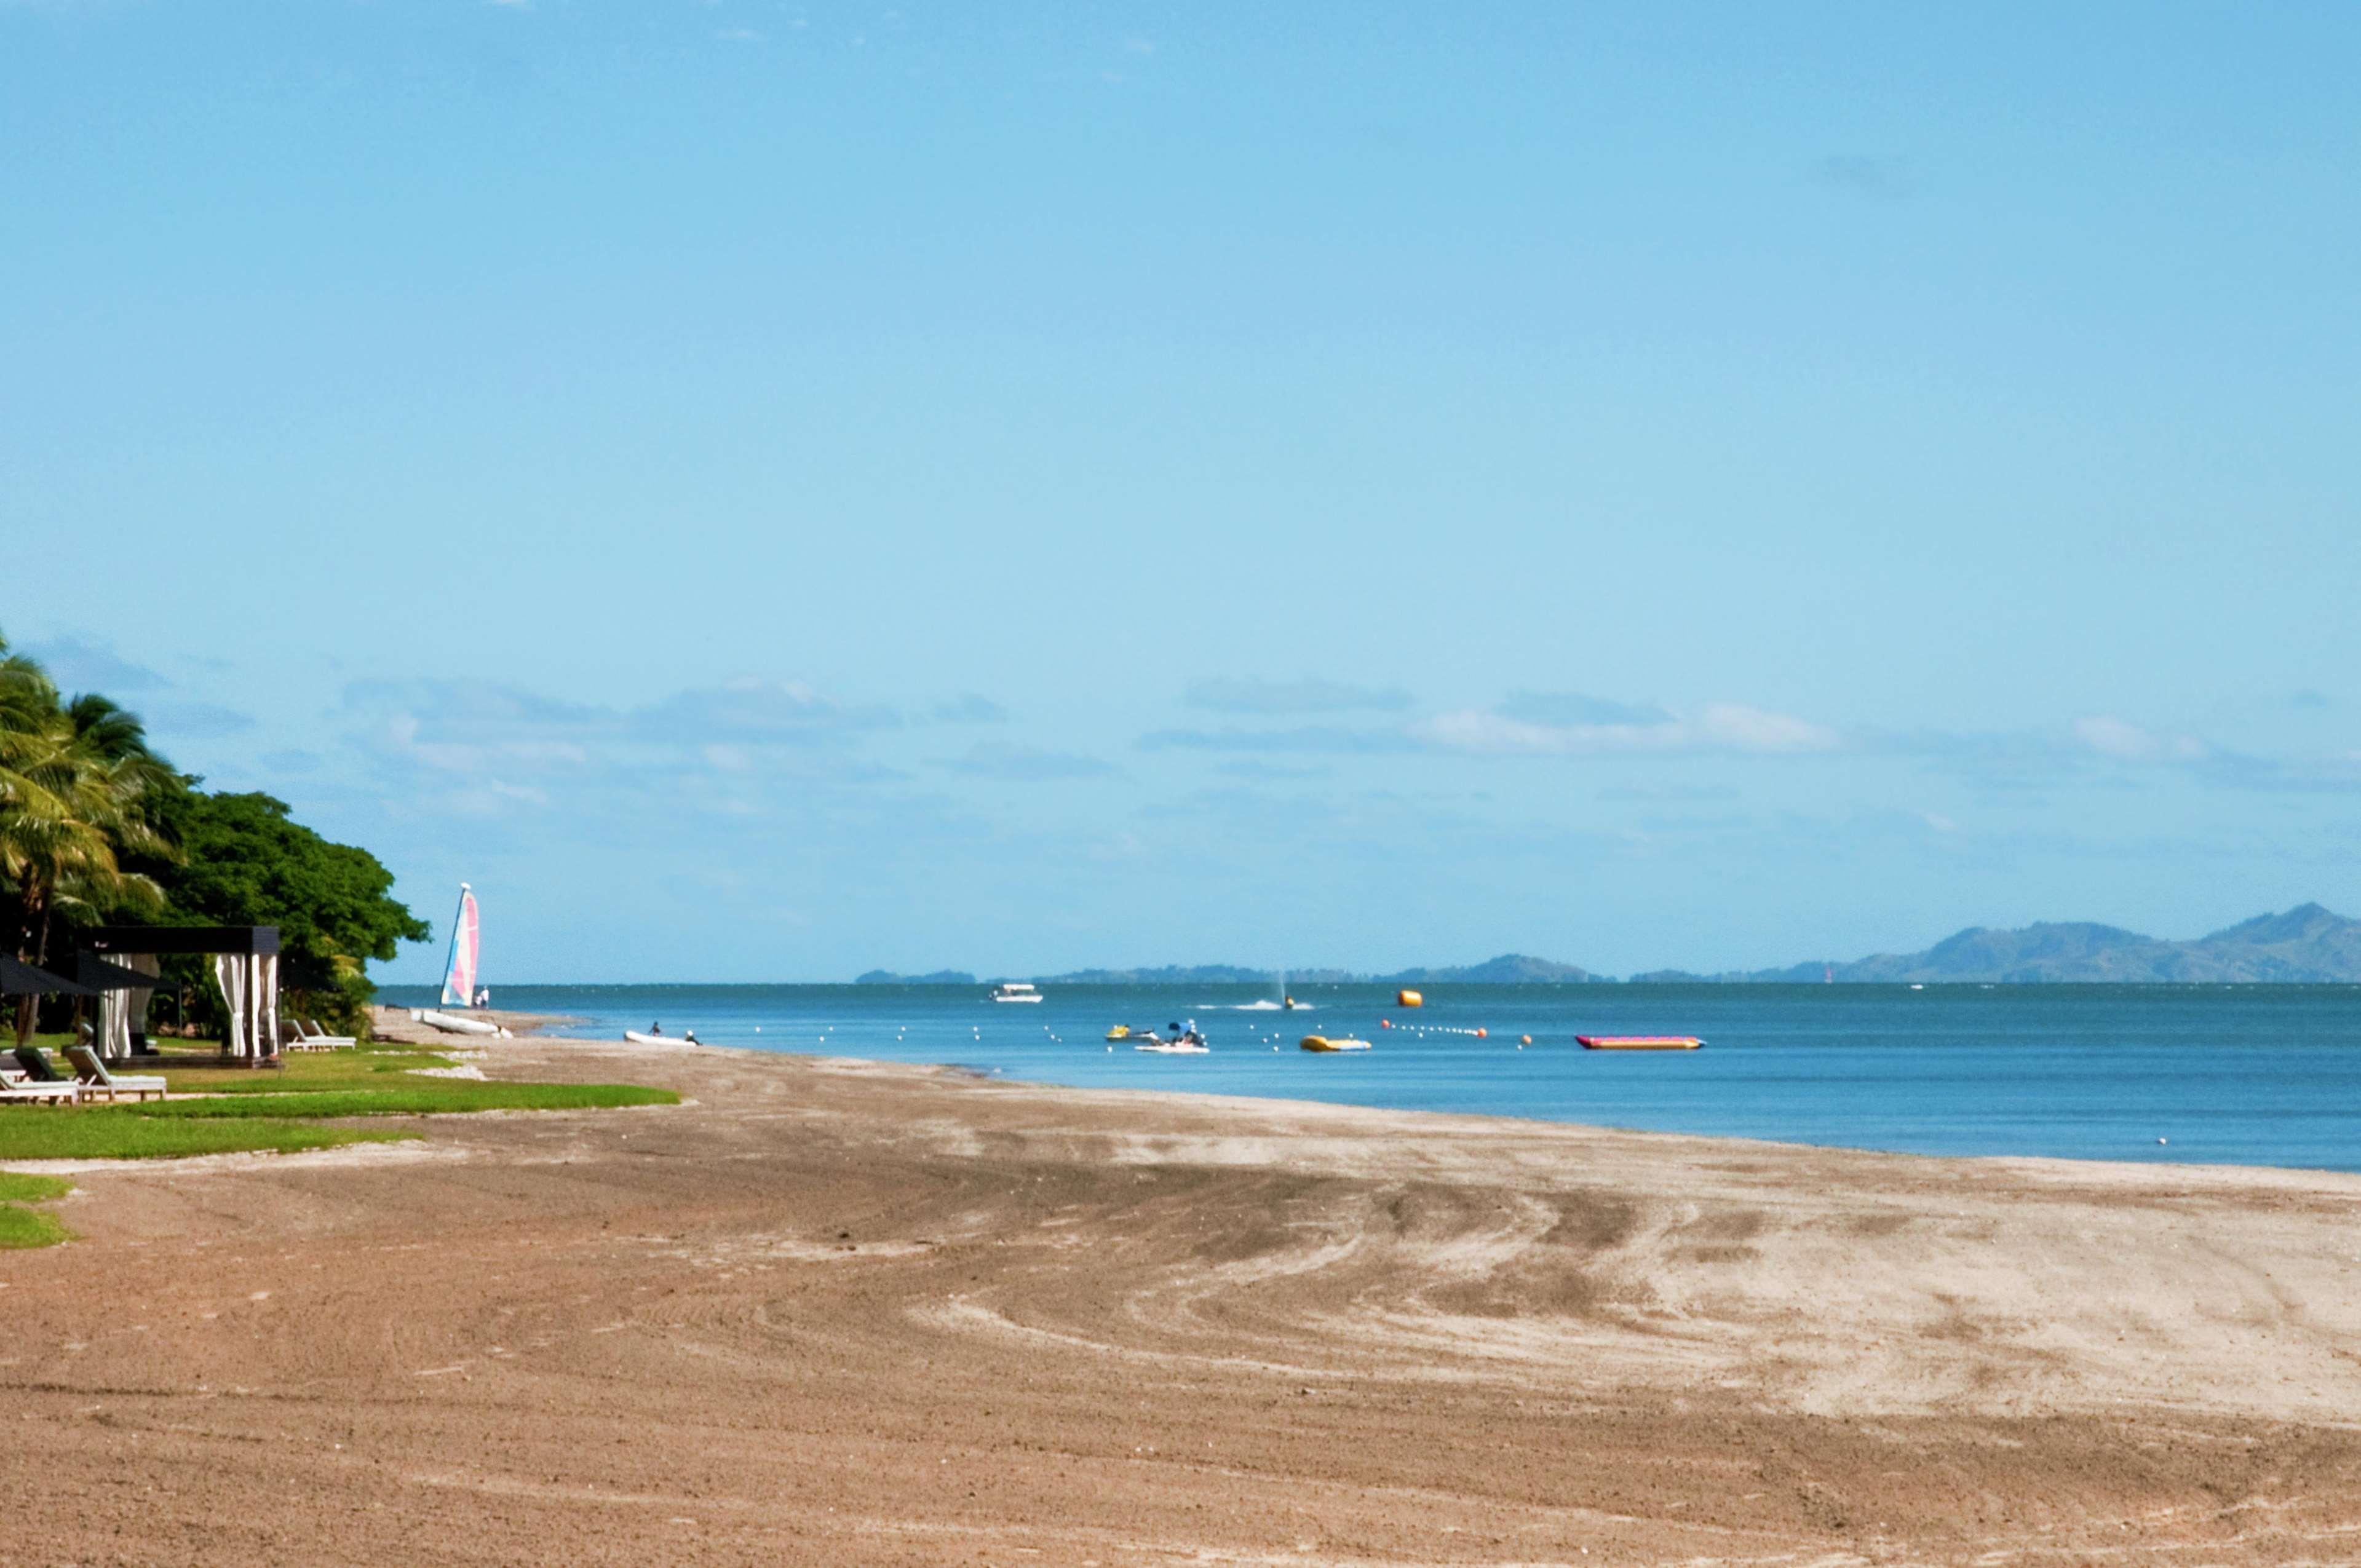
81;926;280;1064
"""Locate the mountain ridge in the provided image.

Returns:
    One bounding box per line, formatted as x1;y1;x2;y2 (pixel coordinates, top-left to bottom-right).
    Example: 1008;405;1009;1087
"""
854;906;2361;984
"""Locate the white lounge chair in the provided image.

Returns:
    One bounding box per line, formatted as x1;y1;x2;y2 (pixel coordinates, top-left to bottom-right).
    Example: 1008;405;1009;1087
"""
63;1044;167;1103
0;1067;78;1106
277;1021;330;1053
300;1019;357;1048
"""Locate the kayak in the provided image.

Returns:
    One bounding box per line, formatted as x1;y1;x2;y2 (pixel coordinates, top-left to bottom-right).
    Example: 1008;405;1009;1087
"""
1576;1035;1703;1051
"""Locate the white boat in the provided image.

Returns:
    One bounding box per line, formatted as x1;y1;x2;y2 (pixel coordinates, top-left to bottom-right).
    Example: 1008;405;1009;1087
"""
1135;1040;1209;1054
414;1008;507;1038
624;1029;697;1045
990;982;1043;1004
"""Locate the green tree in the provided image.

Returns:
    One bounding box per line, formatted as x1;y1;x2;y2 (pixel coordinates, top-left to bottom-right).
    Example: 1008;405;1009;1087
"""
0;644;176;1043
151;791;429;1035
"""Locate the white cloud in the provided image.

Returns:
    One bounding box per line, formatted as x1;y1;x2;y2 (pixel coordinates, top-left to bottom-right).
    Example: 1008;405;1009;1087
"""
2074;715;2207;764
1413;702;1840;758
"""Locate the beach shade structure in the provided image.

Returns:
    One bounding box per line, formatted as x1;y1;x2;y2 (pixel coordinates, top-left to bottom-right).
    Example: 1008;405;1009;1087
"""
0;956;98;998
81;927;279;1064
75;951;165;1059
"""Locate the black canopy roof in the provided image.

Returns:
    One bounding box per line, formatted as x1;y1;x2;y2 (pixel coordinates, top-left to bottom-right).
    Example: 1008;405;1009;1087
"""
0;956;98;998
81;925;280;957
74;952;161;991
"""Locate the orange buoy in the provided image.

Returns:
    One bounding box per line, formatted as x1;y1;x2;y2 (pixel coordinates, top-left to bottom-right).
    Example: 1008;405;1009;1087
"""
1520;1034;1533;1045
1396;989;1423;1008
1475;1028;1487;1039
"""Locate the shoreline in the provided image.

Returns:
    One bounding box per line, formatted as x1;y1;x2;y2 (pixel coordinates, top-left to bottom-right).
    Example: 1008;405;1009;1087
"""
383;1006;2361;1184
7;1013;2347;1561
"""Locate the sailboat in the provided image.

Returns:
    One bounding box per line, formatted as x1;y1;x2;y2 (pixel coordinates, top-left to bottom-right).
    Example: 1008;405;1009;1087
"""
414;884;507;1037
440;884;480;1007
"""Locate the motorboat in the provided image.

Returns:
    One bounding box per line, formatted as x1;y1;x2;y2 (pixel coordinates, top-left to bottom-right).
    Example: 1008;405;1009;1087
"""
991;982;1043;1004
1298;1035;1371;1053
1137;1020;1208;1053
1105;1024;1133;1041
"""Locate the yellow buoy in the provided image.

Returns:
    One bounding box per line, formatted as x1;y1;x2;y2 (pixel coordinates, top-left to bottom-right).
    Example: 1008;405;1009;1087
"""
1397;989;1423;1008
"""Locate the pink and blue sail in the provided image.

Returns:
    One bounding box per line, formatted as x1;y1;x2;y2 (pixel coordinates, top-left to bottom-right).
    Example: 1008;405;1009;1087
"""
438;884;480;1007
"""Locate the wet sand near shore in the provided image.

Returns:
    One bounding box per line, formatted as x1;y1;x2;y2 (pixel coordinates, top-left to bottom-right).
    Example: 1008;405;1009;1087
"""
3;1012;2359;1566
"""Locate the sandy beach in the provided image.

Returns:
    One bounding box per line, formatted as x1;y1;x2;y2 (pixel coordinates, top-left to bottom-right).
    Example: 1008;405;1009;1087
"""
3;1013;2359;1566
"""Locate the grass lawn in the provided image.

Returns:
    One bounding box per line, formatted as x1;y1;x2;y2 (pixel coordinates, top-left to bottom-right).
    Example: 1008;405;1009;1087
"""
0;1205;68;1248
137;1082;678;1119
0;1170;75;1249
0;1040;675;1249
0;1171;71;1203
1;1043;673;1237
0;1109;404;1163
156;1045;464;1096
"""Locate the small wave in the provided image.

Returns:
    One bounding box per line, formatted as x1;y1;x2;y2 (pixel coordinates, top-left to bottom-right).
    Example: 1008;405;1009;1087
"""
1214;1000;1314;1012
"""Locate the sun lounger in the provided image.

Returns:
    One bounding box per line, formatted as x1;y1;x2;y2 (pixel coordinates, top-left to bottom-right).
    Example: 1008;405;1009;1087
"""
63;1043;167;1103
300;1019;357;1048
0;1074;79;1106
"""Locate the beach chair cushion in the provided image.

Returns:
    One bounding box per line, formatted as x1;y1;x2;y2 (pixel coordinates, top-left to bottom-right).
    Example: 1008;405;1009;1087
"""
11;1045;67;1083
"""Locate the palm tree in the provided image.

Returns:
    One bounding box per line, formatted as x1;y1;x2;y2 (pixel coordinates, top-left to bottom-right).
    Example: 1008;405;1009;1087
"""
0;639;178;1043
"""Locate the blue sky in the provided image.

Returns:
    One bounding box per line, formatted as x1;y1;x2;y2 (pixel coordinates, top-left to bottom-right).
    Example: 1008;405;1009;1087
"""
8;2;2359;981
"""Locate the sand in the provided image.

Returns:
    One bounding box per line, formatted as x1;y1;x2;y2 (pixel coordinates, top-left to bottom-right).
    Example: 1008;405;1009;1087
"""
1;1011;2357;1566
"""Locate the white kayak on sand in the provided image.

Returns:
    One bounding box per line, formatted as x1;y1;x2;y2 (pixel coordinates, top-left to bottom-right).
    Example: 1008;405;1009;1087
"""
412;1008;510;1038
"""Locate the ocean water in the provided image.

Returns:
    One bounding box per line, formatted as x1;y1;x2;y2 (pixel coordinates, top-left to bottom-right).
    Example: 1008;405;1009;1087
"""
379;982;2361;1174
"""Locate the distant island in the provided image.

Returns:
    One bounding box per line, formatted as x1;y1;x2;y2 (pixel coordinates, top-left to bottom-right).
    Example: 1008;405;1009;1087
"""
854;969;979;986
854;905;2361;985
1635;903;2361;984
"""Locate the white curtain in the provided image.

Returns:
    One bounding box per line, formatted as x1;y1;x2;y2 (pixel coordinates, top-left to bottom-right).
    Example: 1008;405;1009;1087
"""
256;953;279;1059
96;953;161;1061
100;986;130;1060
127;953;159;1053
215;953;248;1058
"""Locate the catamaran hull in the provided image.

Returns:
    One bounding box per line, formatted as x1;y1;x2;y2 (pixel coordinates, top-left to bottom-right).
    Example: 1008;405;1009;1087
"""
413;1009;506;1037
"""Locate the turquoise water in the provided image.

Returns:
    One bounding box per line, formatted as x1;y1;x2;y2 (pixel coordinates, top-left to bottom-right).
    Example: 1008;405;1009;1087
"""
380;982;2361;1173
